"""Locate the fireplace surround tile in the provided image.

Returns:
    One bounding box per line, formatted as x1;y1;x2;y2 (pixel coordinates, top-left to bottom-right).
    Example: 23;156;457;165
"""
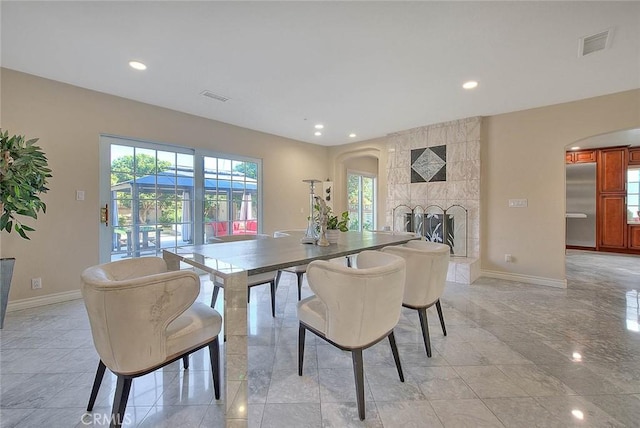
386;116;482;283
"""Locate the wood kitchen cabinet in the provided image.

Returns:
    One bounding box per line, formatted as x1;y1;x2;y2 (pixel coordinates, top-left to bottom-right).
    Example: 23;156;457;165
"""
629;225;640;250
629;147;640;165
598;194;627;249
566;149;596;164
596;147;628;251
598;147;627;193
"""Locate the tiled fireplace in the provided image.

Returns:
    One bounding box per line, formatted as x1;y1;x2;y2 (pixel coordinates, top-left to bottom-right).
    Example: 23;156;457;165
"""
385;117;481;284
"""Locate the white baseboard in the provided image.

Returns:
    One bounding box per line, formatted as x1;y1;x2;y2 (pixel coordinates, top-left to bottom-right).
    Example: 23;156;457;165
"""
480;269;567;289
6;290;83;313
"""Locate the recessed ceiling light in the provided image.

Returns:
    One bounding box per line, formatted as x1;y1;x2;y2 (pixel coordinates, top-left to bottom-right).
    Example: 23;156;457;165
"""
462;80;478;89
315;124;324;129
571;410;584;420
314;131;322;136
129;61;147;71
349;133;357;138
570;146;581;151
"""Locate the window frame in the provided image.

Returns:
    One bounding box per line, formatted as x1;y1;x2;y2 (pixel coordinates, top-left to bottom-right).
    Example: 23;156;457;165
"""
627;166;640;224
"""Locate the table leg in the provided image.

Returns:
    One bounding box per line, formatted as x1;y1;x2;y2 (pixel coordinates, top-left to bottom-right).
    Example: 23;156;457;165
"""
221;271;248;427
163;251;248;427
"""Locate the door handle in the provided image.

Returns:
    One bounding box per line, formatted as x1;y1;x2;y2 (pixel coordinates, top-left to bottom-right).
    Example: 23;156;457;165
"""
100;203;109;227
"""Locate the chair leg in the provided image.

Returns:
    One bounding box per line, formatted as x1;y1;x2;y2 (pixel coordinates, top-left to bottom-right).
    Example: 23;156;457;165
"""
275;270;282;287
87;360;106;411
346;255;352;267
211;285;221;308
298;324;306;376
110;376;132;428
435;299;447;336
296;273;304;301
388;331;404;382
182;355;189;370
351;348;366;421
270;280;276;317
417;308;432;358
209;337;221;400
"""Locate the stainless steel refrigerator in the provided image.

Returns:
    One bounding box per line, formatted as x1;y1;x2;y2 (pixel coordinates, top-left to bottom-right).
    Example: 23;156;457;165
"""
566;163;597;247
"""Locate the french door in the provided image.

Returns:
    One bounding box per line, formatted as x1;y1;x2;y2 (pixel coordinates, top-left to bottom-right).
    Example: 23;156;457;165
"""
347;171;376;231
100;136;195;262
99;135;262;263
202;155;259;243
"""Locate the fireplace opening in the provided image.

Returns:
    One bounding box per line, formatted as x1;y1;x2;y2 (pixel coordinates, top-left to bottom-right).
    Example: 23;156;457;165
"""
393;204;468;257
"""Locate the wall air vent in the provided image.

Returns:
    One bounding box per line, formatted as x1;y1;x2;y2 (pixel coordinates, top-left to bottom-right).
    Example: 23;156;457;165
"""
579;28;612;57
200;90;230;102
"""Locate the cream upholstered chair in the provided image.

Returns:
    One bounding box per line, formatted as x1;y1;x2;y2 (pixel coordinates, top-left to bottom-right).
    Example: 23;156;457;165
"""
345;230;418;268
81;257;221;427
273;230;308;300
382;240;450;357
298;250;406;420
211;234;280;316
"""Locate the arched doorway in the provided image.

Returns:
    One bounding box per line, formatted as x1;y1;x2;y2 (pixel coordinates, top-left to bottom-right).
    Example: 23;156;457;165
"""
564;128;640;259
333;149;383;230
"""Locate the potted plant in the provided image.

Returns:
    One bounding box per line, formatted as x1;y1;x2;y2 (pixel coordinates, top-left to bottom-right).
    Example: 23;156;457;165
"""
326;210;350;244
0;129;52;328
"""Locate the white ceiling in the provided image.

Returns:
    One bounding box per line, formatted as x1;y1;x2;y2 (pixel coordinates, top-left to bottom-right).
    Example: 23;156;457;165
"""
2;1;639;146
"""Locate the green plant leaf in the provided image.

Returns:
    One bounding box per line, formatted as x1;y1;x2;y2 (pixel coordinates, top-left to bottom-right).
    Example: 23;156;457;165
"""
16;226;30;240
1;129;51;239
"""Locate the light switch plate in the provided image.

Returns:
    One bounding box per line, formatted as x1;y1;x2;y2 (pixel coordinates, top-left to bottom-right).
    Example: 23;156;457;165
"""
508;198;528;208
76;190;85;201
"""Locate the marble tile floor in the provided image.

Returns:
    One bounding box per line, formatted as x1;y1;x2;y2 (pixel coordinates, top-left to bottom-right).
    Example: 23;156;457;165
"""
1;250;640;427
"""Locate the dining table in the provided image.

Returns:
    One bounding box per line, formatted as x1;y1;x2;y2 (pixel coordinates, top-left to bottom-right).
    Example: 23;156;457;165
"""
163;230;420;427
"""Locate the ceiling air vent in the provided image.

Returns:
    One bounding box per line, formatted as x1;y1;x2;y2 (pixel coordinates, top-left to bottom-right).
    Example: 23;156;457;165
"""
579;28;612;57
200;90;230;102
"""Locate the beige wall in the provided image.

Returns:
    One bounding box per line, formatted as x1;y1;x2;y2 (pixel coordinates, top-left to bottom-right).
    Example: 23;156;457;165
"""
481;89;640;283
1;69;328;302
343;155;378;175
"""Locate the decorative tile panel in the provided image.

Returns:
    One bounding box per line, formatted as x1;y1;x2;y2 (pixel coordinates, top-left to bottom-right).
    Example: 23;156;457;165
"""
411;145;446;183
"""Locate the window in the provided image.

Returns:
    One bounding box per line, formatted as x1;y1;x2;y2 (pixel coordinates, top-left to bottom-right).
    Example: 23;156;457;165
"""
101;136;261;262
628;167;640;223
347;172;376;231
203;156;258;242
109;143;194;260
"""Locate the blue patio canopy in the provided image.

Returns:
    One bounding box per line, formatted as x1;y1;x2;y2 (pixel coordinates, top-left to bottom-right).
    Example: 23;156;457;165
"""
111;170;257;193
110;168;257;238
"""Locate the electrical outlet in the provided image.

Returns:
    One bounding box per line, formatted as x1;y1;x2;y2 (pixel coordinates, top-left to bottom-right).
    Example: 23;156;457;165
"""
31;277;42;289
504;254;513;263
